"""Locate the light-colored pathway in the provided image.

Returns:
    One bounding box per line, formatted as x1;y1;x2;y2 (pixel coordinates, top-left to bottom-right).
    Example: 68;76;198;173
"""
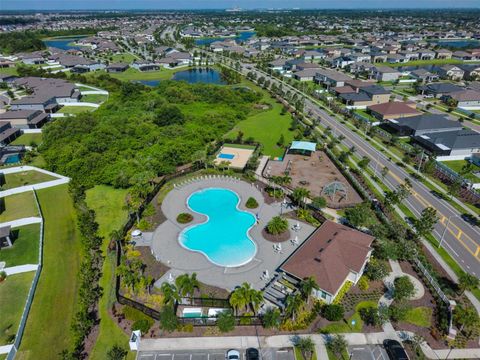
2;264;38;276
0;217;42;228
0;345;13;355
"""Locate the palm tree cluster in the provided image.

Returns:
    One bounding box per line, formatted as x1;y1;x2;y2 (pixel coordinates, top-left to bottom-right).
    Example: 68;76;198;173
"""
160;273;200;306
229;282;264;315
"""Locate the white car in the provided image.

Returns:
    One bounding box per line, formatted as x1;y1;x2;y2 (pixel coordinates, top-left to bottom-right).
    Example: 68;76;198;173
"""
226;349;240;360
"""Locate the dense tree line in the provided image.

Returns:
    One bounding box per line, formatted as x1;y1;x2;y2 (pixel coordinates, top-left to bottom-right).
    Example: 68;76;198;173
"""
61;182;104;359
0;31;45;54
41;81;261;188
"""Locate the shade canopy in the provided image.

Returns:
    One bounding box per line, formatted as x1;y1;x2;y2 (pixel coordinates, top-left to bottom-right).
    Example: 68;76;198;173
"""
290;141;316;152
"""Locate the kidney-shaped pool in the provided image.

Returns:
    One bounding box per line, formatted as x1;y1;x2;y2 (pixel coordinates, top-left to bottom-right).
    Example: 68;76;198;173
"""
179;188;257;267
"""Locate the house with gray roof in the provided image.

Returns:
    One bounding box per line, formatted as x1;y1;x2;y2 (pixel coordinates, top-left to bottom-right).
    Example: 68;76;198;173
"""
0;110;49;129
414;129;480;159
385;114;463;136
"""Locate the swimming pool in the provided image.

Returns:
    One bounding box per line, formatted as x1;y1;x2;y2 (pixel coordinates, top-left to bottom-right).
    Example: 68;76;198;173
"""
218;153;235;160
4;154;21;164
179;188;257;267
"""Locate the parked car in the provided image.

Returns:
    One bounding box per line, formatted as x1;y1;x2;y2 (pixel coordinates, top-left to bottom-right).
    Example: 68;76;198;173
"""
383;339;409;360
226;349;241;360
246;348;259;360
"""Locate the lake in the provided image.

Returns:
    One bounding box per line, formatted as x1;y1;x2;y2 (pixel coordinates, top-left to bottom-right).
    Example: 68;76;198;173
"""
194;31;256;46
136;68;226;86
432;39;480;49
43;35;88;50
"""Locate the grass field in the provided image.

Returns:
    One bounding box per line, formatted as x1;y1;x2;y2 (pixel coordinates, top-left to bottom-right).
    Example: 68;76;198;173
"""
58;105;96;114
226;85;295;158
89;67;182;82
109;53;137;63
2;170;57;190
223;143;256;150
0;224;40;267
0;272;35;344
86;185;133;360
0;192;39;223
379;58;467;67
403;307;432;328
80;93;108;104
0;66;19;76
10;133;43;146
17;185;81;360
442;159;480;183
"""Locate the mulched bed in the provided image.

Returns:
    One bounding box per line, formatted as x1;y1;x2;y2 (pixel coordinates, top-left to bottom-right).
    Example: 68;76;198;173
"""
137;246;170;280
141;191;167;231
261;228;291;243
253;180;282;205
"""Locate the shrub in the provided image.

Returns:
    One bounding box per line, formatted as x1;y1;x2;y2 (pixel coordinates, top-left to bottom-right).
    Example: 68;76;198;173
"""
159;306;178;332
177;213;193;224
389;303;410;322
393;276;416;301
132;319;153;334
266;216;289;235
217;310;235;333
0;271;6;282
365;258;389;281
245;197;259;209
358;276;370;291
322;304;345;321
107;345;128;360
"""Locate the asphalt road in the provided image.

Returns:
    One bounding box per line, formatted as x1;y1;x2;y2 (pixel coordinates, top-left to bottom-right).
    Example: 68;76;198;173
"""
137;348;295;360
232;59;480;278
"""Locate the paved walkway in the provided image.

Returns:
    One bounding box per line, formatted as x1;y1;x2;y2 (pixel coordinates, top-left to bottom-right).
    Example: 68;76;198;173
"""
0;217;42;228
0;345;13;355
62;101;99;108
148;176;315;291
2;264;38;275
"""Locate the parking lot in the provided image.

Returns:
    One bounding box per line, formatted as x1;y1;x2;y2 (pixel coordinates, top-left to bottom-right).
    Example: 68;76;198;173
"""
348;345;389;360
137;348;295;360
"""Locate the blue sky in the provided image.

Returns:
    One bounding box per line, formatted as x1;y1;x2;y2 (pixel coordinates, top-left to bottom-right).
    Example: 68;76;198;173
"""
2;0;480;10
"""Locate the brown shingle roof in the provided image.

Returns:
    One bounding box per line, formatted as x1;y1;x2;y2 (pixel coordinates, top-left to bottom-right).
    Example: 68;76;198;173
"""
368;101;421;116
280;221;374;295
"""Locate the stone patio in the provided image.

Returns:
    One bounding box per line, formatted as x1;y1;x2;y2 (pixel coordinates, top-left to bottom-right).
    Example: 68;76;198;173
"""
147;176;316;292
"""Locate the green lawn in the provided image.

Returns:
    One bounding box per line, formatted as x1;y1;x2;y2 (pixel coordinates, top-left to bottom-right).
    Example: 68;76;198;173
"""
223;143;256;150
109;53;137;63
441;160;479;183
226;96;295;158
17;185;81;360
86;185;133;360
0;224;40;267
294;347;317;360
378;59;467;67
58;105;96;114
10;133;43;146
355;109;377;123
403;307;432;328
327;348;349;360
0;192;39;223
0;66;19;76
320;301;377;334
89;67;181;82
2;171;57;190
0;272;35;344
80;93;108;104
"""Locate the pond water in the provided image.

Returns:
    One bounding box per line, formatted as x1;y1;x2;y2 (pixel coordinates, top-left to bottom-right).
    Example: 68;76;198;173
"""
43;36;88;50
432;39;480;49
194;31;256;46
137;68;225;86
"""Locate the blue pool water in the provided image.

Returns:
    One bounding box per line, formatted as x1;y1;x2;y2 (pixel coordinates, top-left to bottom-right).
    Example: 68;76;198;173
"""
218;153;235;160
179;188;256;267
4;154;20;164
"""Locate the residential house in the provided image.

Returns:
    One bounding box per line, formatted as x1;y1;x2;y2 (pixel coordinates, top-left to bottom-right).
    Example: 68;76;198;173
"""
268;59;288;72
131;61;160;72
410;69;439;83
19;51;46;65
106;63;129;73
293;68;318;82
385;114;463;136
453;51;477;61
414;129;480;160
419;49;436;60
435;49;453;59
370;52;388;63
459;64;480;80
367;101;421;121
0;121;21;145
398;51;420;62
443;89;480;108
0;110;49;129
280;221;374;304
56;55;105;73
419;82;465;98
338;85;390;108
386;54;406;64
315;69;352;88
0;74;16;83
437;65;465;81
371;66;401;82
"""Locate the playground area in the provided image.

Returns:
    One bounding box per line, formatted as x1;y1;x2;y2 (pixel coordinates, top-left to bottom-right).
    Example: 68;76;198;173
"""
213;144;255;170
264;150;363;208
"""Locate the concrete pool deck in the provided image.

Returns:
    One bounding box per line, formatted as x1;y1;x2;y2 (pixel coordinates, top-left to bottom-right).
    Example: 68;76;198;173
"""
148;176;315;291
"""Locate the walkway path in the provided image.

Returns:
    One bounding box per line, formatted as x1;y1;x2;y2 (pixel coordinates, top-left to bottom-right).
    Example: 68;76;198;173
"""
0;217;42;228
2;264;38;276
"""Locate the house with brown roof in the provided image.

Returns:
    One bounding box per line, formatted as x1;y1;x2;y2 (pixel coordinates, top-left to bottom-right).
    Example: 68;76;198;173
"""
280;221;374;304
367;101;421;121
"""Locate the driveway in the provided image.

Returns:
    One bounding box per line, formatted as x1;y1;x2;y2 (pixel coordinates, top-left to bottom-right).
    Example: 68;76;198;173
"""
137;348;295;360
348;345;389;360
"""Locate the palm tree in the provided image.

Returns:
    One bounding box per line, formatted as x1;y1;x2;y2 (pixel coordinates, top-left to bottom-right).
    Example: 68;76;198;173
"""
267;216;289;235
161;282;180;306
262;307;281;329
250;289;264;315
229;288;248;315
300;277;319;304
175;273;199;302
292;187;310;209
285;293;303;321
